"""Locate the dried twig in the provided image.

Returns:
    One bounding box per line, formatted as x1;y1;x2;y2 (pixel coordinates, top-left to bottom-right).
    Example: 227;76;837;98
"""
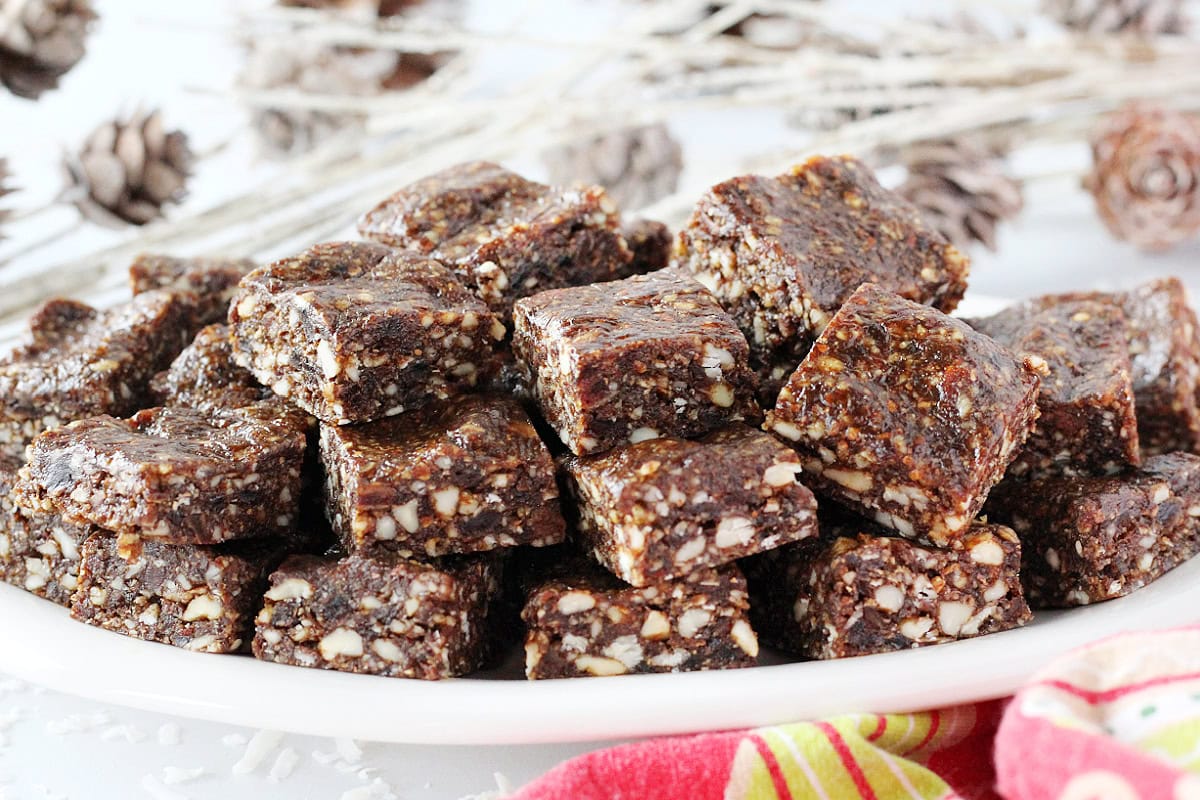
3;0;1200;327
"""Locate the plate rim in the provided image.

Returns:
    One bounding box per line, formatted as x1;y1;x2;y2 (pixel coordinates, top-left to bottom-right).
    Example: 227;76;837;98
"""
3;553;1199;745
0;292;1174;746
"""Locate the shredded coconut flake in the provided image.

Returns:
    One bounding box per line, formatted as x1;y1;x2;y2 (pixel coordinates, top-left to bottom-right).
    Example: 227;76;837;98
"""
161;766;204;785
268;747;300;783
231;729;283;775
157;723;181;746
140;775;189;800
100;723;146;743
335;737;363;764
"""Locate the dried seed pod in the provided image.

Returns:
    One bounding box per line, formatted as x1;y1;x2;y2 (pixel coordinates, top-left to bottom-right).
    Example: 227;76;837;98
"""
1042;0;1187;35
241;44;402;157
62;110;193;228
897;139;1024;252
0;0;96;99
278;0;439;18
1084;103;1200;252
542;124;683;211
0;158;13;238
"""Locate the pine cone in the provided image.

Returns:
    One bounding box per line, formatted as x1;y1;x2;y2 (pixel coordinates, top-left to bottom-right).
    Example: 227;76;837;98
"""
1043;0;1187;34
542;124;683;211
0;158;14;238
241;43;403;157
278;0;435;17
279;0;362;8
62;110;193;228
787;98;898;134
724;14;812;50
0;0;95;99
897;139;1024;252
1084;103;1200;252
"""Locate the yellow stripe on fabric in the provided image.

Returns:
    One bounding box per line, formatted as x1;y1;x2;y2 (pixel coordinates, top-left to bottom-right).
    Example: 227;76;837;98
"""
1136;717;1200;773
763;724;862;799
731;720;959;800
826;717;951;800
873;713;931;755
724;738;788;800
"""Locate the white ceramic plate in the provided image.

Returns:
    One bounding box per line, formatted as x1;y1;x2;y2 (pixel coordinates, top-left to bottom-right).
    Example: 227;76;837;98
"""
8;292;1189;746
3;555;1200;745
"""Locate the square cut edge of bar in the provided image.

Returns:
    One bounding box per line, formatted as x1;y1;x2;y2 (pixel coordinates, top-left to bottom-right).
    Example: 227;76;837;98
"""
765;282;1042;547
512;268;760;456
320;394;565;558
563;424;818;586
229;241;505;426
742;517;1031;659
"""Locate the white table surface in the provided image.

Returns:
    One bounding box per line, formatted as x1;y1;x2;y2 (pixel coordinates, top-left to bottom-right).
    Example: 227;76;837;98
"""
2;1;1199;798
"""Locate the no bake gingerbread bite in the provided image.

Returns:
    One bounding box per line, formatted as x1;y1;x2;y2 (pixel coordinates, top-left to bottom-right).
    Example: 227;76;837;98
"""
321;394;564;558
986;452;1200;607
766;283;1042;547
521;549;758;679
562;425;817;586
675;155;969;398
229;241;505;425
0;292;193;460
513;269;759;456
358;160;632;321
254;551;504;679
969;295;1140;480
743;513;1030;659
20;403;305;547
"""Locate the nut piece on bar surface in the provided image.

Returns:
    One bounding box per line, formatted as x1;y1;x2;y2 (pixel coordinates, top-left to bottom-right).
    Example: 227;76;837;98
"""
229;241;505;426
21;404;305;546
521;549;758;679
0;292;193;460
985;452;1200;607
674;154;970;382
321;394;565;558
129;253;256;329
562;425;818;586
0;458;96;606
620;219;673;277
766;283;1042;547
357;161;632;321
253;551;503;680
741;514;1031;659
969;296;1140;480
513;269;760;456
71;532;291;653
151;323;275;412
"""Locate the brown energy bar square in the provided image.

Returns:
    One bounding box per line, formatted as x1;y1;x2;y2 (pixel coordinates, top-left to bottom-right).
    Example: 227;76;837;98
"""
0;292;193;460
253;551;503;679
675;155;969;376
743;514;1030;659
321;394;564;558
521;550;758;679
969;296;1140;479
513;269;759;456
20;404;305;546
986;452;1200;607
358;161;632;321
229;241;505;425
766;283;1041;547
563;425;818;586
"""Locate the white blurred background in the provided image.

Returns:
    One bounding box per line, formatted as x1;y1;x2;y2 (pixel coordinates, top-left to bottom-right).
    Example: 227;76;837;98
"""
1;1;1198;798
